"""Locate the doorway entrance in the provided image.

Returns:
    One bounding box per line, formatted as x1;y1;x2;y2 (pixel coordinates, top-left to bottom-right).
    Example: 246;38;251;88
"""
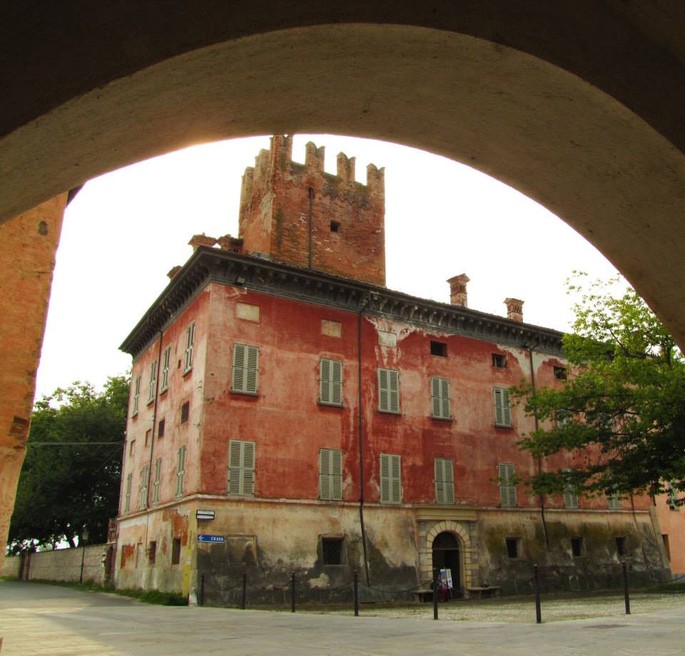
432;532;461;597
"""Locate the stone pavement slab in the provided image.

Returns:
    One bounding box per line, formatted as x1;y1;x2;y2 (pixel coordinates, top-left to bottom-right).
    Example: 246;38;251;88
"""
1;581;684;655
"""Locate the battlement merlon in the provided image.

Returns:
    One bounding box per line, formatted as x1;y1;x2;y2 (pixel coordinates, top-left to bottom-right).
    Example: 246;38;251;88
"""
305;141;325;173
336;152;356;184
366;163;385;197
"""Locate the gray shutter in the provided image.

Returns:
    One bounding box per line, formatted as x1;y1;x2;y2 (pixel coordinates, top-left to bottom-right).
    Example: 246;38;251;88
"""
320;360;331;404
389;371;400;413
380;454;390;502
232;344;246;391
390;455;401;503
331;449;342;500
498;463;516;507
494;388;511;426
242;441;255;495
435;458;454;504
331;360;342;405
319;449;330;499
228;440;243;494
378;369;389;411
431;377;441;417
245;347;258;393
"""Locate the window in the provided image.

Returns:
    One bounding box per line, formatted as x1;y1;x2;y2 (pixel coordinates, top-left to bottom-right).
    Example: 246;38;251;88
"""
492;353;507;369
148;541;157;564
129;439;135;456
378;368;400;414
319;448;343;501
320;358;343;406
232;343;259;394
124;473;132;513
139;464;149;509
498;463;517;508
145;429;151;447
380;453;401;504
554;366;567;380
132;375;141;416
180;401;189;424
321;537;344;565
171;538;181;565
175;445;186;497
158;418;165;438
152;457;162;506
563;469;579;509
430;377;451;419
615;536;627;557
571;537;584;558
607;492;622;510
434;458;455;504
161;346;171;391
430;340;447;357
184;322;195;372
330;220;340;233
228;440;256;496
506;537;521;558
148;359;158;403
493;387;512;427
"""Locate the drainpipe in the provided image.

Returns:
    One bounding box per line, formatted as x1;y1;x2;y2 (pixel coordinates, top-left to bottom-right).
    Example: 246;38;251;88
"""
527;338;550;548
357;296;371;585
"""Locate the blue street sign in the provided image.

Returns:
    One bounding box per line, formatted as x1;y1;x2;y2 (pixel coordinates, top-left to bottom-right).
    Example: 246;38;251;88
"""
198;534;225;543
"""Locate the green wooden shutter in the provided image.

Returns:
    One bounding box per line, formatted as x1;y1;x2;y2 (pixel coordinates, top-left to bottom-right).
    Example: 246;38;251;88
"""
242;440;255;495
381;454;401;503
319;449;331;499
321;359;343;405
175;446;186;497
229;440;256;495
233;344;259;393
494;388;511;426
431;377;450;419
245;346;258;393
320;359;331;404
184;323;195;371
379;369;400;413
435;458;454;504
331;449;342;500
498;463;516;507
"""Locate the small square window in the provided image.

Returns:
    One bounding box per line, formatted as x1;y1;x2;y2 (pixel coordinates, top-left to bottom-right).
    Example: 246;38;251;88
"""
158;418;165;438
492;353;507;369
330;221;340;233
554;366;567;380
180;402;189;424
430;340;447;357
506;537;521;559
571;537;584;557
171;538;182;565
321;537;344;565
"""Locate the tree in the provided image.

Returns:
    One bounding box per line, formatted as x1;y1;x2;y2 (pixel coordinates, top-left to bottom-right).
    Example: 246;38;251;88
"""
515;274;685;499
7;376;129;554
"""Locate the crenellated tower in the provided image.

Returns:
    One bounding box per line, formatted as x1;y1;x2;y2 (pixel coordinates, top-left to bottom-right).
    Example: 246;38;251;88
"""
239;135;386;286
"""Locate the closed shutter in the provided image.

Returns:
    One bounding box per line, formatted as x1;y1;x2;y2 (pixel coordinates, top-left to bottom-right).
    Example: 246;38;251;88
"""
381;454;401;504
320;359;343;405
319;448;343;500
184;323;195;371
435;458;454;504
498;463;516;507
152;458;162;505
175;446;186;497
494;388;512;426
378;369;400;413
431;377;450;419
229;440;256;495
233;344;259;393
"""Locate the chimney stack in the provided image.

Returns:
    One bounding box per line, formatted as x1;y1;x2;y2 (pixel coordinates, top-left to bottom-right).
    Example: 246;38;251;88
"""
504;298;524;322
188;234;217;251
447;274;470;307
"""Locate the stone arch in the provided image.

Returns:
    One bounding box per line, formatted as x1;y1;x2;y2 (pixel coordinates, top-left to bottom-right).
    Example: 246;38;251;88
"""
420;520;478;592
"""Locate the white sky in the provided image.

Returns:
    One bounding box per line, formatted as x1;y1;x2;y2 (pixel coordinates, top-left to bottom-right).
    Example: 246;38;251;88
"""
35;134;619;399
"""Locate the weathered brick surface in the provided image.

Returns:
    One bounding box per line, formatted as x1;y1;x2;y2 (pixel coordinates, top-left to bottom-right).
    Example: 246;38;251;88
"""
0;195;66;573
239;135;386;286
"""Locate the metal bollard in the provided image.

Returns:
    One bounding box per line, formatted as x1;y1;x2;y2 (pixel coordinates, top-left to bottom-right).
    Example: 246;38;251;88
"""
241;572;247;610
433;569;439;620
353;569;359;617
622;561;631;615
534;564;542;624
291;572;296;613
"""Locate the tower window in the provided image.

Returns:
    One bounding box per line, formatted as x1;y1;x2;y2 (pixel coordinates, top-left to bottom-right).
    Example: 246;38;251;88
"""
330;221;340;233
430;340;447;357
492;353;507;369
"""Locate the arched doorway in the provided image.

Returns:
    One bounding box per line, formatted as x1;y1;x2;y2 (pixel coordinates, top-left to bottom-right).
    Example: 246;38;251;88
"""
432;532;462;598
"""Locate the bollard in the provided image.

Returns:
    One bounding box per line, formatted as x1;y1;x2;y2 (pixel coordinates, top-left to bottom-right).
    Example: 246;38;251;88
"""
291;572;296;613
622;561;631;615
534;564;542;624
433;569;439;620
241;572;247;610
353;569;359;617
200;573;205;607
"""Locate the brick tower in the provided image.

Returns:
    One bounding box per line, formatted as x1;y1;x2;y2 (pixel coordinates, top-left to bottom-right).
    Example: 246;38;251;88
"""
239;135;386;287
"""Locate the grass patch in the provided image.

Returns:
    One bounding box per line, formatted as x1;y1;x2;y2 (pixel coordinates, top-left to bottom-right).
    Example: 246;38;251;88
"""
647;582;685;594
116;588;188;606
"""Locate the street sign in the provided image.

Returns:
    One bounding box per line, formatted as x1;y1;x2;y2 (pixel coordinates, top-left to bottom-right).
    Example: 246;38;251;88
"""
196;510;215;520
198;534;225;543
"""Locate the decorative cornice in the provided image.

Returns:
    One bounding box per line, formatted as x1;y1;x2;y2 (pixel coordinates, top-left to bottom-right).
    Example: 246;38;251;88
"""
121;247;564;358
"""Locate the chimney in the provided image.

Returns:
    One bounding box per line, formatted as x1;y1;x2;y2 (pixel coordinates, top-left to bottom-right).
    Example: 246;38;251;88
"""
504;298;524;322
188;234;217;251
447;274;470;307
167;265;182;280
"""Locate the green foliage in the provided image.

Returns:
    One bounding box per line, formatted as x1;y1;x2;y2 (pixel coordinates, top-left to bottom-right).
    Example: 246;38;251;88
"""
7;376;129;554
514;274;685;498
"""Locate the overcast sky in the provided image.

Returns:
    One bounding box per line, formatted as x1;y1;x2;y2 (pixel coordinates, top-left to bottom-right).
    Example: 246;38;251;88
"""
34;134;619;399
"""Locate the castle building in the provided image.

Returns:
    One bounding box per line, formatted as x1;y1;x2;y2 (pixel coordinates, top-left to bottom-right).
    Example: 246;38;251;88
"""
114;136;670;602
